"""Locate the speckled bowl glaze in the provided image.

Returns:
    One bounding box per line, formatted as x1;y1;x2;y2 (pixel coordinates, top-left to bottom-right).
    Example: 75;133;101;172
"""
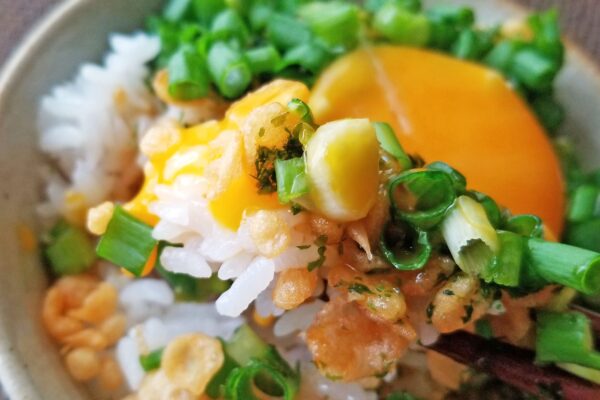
0;0;599;398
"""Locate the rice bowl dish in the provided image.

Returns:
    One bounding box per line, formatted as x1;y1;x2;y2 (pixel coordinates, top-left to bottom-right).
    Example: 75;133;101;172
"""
7;0;600;399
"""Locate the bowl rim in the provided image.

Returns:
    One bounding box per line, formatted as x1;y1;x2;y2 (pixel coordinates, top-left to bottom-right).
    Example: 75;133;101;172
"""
0;0;599;398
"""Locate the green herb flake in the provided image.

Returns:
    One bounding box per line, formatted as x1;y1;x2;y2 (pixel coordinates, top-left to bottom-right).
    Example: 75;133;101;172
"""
443;289;455;296
297;244;311;250
348;283;373;294
307;235;328;271
258;127;266;137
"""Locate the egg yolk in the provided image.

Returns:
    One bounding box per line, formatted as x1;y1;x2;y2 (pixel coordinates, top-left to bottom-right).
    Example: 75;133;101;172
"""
310;46;565;235
125;80;310;230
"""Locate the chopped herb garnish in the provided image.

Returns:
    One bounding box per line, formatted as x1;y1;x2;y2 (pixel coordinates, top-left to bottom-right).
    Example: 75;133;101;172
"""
253;136;303;193
462;303;474;323
307;235;328;271
290;203;304;215
297;245;311;250
348;283;372;294
443;289;455;296
258;127;266;137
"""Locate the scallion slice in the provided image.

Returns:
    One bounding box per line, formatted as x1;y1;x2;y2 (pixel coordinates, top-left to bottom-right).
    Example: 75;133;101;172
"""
167;45;210;100
245;46;281;75
275;157;309;204
441;195;499;276
139;348;164;372
427;161;466;194
510;47;558;91
524;238;600;295
281;40;332;73
373;122;412;171
505;214;544;238
211;9;250;44
482;230;524;287
207;42;252;99
192;0;226;27
96;206;157;277
44;221;95;276
225;356;299;400
267;13;311;50
298;1;361;51
287;98;314;124
374;3;430;47
536;311;600;370
484;39;522;72
467;190;502;228
565;218;600;253
389;169;456;230
568;184;600;223
380;222;432;271
163;0;193;22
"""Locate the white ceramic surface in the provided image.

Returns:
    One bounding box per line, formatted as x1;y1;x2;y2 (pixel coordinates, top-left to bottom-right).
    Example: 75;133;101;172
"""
0;0;598;399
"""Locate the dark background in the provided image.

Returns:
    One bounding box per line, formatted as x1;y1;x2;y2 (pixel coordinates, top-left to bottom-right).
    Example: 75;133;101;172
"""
0;0;599;66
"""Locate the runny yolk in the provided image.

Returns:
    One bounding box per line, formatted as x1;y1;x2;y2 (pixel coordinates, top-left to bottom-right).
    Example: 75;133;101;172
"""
125;80;310;230
209;173;281;230
310;46;565;235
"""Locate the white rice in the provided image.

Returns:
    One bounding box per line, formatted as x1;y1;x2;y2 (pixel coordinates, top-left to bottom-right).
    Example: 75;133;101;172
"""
38;33;160;218
39;31;382;399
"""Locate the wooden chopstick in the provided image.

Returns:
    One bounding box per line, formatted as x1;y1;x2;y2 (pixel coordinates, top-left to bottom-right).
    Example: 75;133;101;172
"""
427;330;600;400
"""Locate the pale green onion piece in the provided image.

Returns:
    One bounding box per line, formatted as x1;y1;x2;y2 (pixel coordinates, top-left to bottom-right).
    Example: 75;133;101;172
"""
441;195;499;276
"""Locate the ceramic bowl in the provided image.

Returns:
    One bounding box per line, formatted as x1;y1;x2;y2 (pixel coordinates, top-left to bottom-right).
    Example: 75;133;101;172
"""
0;0;599;398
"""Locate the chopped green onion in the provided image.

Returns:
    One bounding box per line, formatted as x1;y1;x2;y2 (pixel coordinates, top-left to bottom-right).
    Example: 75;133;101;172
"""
287;98;314;124
226;325;271;366
192;0;226;27
139;348;164;372
505;214;543;238
211;9;250;44
299;2;361;51
44;221;95;276
206;340;239;398
388;169;456;230
475;318;494;339
245;46;281;75
163;0;193;22
207;42;252;99
441;195;499;276
545;287;577;312
374;4;431;47
524;238;600;295
167;46;210;101
482;230;524;287
532;95;565;134
557;363;600;385
484;39;522;72
427;161;466;194
225;355;299;400
281;41;332;73
510;47;558;91
568;184;600;223
426;5;475;28
451;28;496;60
380;222;432;271
366;0;422;13
565;218;600;253
96;206;157;277
528;9;564;64
467;191;503;228
373;122;412;171
267;13;311;50
292;122;315;146
248;2;274;31
536;311;600;369
275;157;309;204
